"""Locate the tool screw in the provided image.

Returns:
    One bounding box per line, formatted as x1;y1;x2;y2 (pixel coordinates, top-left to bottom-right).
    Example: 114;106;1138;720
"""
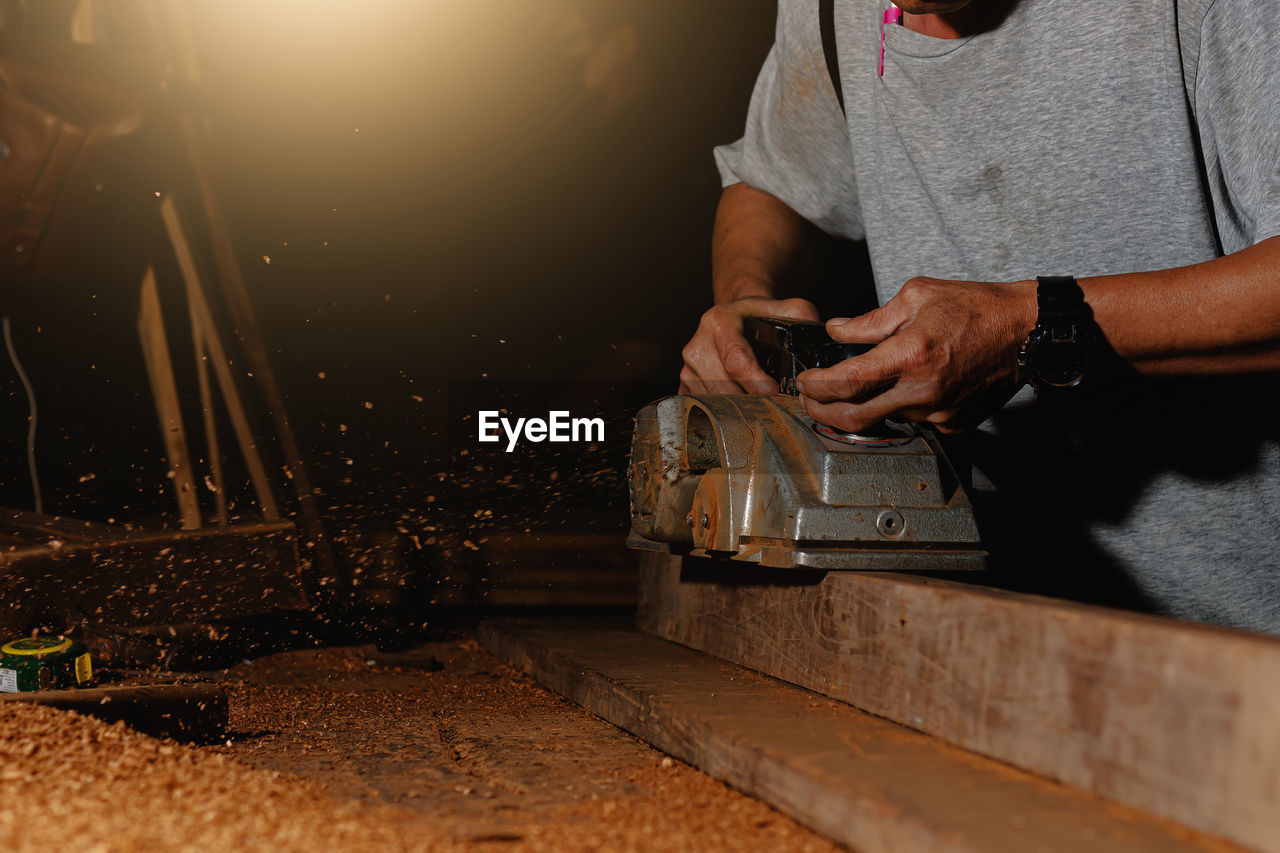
701;513;710;529
876;509;906;539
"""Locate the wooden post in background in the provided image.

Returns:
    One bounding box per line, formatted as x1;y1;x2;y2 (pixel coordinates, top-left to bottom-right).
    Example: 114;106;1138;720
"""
160;195;280;521
136;266;200;530
143;0;341;591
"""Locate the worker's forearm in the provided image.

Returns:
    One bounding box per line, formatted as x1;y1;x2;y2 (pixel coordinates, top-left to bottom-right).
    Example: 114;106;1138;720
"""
1082;235;1280;375
712;183;818;304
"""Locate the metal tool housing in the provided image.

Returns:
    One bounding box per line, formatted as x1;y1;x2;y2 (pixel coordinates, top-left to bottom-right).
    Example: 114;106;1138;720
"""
628;394;984;571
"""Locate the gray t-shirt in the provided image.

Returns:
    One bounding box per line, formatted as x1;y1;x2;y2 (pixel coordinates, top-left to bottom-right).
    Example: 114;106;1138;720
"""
716;0;1280;631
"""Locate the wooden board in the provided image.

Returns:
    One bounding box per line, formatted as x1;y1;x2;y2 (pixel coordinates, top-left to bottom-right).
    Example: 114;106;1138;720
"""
638;552;1280;853
137;266;202;529
480;619;1244;853
428;534;638;609
0;507;304;633
0;683;227;743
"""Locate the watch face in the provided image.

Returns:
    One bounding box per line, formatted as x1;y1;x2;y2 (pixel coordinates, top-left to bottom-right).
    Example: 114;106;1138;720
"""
1033;338;1086;388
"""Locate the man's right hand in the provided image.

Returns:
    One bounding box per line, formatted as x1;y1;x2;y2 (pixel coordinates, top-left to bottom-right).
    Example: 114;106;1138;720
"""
690;182;824;393
679;296;820;394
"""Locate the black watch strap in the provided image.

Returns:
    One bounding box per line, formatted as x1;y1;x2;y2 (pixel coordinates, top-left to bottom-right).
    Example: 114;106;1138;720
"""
1036;275;1087;330
1019;275;1096;392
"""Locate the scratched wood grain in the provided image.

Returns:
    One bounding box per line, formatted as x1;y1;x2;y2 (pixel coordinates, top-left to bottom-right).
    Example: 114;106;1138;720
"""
637;552;1280;853
481;619;1247;853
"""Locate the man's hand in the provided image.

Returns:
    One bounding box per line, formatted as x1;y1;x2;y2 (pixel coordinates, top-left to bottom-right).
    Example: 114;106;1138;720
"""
680;296;820;394
688;182;831;393
796;277;1036;433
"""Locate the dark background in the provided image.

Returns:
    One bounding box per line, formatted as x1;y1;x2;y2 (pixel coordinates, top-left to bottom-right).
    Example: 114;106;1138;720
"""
0;1;789;544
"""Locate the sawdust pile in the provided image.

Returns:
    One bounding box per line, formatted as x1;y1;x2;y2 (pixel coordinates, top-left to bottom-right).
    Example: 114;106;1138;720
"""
217;643;840;853
0;702;432;852
0;642;838;852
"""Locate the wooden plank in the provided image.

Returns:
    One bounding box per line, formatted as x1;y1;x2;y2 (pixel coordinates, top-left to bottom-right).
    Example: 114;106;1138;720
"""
159;195;281;521
190;301;229;526
638;552;1280;853
0;683;227;744
480;619;1244;853
479;533;633;554
176;112;342;590
0;507;127;542
136;267;201;530
144;0;342;588
0;512;304;631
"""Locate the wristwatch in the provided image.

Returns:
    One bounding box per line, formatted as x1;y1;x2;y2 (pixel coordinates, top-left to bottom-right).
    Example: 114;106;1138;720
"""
1017;276;1094;391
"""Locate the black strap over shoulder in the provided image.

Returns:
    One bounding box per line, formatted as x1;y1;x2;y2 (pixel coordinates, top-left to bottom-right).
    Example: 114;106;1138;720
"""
819;0;845;114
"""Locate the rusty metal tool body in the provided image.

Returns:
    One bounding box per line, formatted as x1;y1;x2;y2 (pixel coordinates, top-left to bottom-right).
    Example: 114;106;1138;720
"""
627;317;984;572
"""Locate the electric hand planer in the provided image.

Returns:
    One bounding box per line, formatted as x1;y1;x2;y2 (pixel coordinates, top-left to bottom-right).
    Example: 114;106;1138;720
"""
627;316;985;572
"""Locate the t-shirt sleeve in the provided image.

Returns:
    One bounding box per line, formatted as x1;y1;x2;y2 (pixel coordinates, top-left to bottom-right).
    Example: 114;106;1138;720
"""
1186;0;1280;250
714;0;864;241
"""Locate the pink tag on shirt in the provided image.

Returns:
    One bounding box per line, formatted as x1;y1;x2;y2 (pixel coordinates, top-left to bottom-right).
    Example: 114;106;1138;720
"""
880;5;903;76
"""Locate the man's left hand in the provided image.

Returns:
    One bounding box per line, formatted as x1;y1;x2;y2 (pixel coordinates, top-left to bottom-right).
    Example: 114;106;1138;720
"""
796;276;1036;434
